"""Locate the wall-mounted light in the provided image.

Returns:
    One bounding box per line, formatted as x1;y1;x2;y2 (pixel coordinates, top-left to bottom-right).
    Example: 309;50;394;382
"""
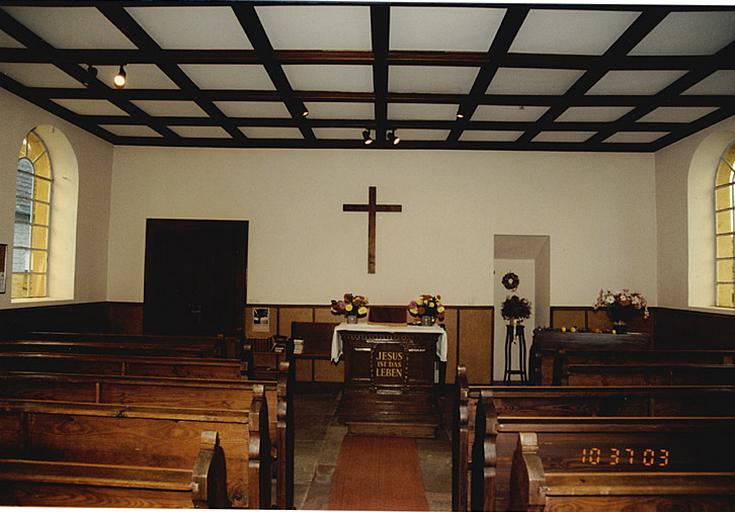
387;130;400;146
83;64;98;86
113;64;127;89
362;129;374;145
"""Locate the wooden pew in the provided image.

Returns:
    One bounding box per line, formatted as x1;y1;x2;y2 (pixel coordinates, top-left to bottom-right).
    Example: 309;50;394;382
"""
0;339;220;358
0;360;296;510
0;394;272;508
510;427;735;511
0;352;245;379
17;331;240;358
561;362;735;385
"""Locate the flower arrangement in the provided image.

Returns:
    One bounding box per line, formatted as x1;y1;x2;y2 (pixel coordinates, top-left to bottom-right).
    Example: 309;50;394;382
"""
408;294;445;321
330;293;369;318
501;295;532;322
594;289;649;323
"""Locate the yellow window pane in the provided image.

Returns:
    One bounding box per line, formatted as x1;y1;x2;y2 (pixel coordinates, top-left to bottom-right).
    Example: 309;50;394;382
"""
31;225;48;250
18;139;27;159
34;153;51;179
716;185;734;210
30;274;47;298
25;131;44;162
34;177;51;203
717;234;734;258
717;259;734;283
717;283;734;308
30;250;47;273
715;160;734;186
33;201;49;226
716;209;734;234
723;145;735;166
11;273;30;299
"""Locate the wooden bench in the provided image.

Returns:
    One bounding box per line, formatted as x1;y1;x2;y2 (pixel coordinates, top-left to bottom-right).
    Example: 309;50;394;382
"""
0;339;223;359
452;366;735;512
562;362;735;385
17;331;240;358
0;360;295;509
510;425;735;511
0;395;271;508
0;352;245;379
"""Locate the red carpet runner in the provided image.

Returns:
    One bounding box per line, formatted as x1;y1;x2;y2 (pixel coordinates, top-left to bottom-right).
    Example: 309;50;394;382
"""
328;436;430;511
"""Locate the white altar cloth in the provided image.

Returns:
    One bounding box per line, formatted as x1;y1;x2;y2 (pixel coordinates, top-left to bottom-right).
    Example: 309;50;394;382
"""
331;323;448;363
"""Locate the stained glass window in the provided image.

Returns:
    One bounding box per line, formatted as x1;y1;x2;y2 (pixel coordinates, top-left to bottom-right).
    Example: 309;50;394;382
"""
12;129;52;298
715;143;735;308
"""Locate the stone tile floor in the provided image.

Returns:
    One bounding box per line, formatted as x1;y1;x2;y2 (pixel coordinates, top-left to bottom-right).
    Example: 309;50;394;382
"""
294;388;452;511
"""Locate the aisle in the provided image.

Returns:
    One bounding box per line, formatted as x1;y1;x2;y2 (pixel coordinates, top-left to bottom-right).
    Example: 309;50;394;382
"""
327;436;430;511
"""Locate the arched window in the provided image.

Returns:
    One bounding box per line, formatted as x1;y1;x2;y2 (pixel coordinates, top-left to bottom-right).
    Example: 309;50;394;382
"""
12;129;53;298
715;143;735;308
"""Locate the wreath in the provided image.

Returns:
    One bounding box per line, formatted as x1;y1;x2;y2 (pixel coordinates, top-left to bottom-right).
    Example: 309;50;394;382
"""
501;272;519;291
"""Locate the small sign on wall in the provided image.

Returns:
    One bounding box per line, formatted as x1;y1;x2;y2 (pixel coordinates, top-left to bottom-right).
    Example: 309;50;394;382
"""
0;244;6;294
252;307;270;332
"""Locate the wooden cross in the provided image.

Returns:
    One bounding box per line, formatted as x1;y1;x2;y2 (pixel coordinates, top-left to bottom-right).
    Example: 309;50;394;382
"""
343;186;402;274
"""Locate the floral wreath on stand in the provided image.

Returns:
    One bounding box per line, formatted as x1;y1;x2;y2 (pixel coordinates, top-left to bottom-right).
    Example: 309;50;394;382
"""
502;272;520;291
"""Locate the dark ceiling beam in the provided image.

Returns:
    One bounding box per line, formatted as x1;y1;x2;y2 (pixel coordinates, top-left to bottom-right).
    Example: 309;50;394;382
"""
231;4;314;141
96;4;247;142
0;7;177;139
447;7;530;142
517;8;672;144
371;4;389;147
649;105;735;151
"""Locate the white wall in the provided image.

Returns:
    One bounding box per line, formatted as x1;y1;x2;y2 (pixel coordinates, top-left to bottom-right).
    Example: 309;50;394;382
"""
0;89;113;308
655;115;735;308
108;146;657;307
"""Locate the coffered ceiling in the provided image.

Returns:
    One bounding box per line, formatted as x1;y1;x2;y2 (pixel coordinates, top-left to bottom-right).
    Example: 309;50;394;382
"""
0;1;734;151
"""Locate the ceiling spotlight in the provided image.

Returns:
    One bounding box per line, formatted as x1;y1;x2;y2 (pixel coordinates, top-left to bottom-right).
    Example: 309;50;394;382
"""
83;64;98;86
456;112;465;120
302;109;309;118
362;129;374;145
113;64;127;89
387;130;400;146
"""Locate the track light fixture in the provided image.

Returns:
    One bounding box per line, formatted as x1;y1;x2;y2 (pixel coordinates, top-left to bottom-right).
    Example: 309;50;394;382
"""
387;130;400;146
362;129;374;145
113;64;127;89
83;64;98;86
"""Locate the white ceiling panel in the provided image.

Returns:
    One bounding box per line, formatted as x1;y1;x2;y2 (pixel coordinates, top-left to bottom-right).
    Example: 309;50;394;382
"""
170;126;232;138
460;130;523;142
390;6;505;51
511;9;640;55
0;63;83;88
0;30;24;48
214;101;291;118
472;105;549;122
313;128;366;140
389;66;479;94
179;64;275;90
256;5;370;50
283;65;372;92
241;127;304;139
96;64;178;90
3;7;135;49
99;125;163;138
556;106;635;122
126;6;252;49
131;100;207;117
586;70;688;95
52;99;129;116
683;70;735;95
532;131;596;143
388;103;459;121
630;11;735;56
304;102;374;120
393;129;450;141
605;131;668;143
637;106;719;123
486;68;585;95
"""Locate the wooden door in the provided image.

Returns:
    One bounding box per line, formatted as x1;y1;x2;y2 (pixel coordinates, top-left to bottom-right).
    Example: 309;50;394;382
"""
143;219;247;336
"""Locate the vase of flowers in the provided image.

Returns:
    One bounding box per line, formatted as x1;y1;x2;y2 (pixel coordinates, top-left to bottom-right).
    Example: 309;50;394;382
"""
594;289;649;334
331;293;369;323
501;295;532;324
408;294;445;326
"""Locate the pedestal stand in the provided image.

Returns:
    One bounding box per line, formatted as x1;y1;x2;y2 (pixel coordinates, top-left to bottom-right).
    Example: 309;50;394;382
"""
503;323;527;384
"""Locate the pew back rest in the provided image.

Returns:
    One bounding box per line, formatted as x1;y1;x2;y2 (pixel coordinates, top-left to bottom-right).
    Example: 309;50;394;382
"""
562;363;735;385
